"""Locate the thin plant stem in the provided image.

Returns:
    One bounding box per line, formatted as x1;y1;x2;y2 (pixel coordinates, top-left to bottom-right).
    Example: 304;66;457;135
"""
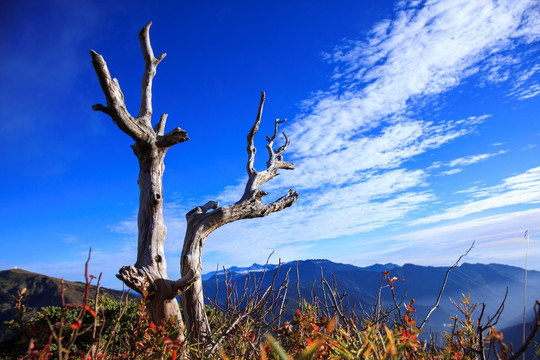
522;229;529;360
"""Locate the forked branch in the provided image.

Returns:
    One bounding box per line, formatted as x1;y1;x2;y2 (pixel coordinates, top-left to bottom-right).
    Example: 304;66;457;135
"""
187;91;298;228
240;92;296;203
90;50;153;141
91;22;188;148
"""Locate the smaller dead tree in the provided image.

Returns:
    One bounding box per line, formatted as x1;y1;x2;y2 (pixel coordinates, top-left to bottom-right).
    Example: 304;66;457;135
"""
180;92;299;342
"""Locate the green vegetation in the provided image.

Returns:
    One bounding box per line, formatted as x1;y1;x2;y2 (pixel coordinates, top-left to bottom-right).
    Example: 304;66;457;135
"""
2;267;539;359
0;269;134;343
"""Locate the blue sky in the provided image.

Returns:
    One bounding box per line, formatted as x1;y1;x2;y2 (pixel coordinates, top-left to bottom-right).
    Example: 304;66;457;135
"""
1;0;539;289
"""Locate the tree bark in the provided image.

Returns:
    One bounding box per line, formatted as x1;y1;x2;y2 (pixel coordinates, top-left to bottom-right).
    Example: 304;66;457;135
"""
91;23;198;341
180;93;298;342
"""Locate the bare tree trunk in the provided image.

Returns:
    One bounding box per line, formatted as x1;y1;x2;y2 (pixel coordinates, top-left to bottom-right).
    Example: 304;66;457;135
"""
180;93;298;342
91;23;199;341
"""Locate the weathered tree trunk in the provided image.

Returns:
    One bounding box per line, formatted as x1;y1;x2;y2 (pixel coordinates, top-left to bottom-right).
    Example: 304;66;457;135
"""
91;23;199;341
180;93;298;342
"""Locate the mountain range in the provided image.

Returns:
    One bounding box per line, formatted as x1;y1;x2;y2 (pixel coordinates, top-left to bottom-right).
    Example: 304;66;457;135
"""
202;259;539;351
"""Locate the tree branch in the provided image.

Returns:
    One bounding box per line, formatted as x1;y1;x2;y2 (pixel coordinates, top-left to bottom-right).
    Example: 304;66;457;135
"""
91;103;110;115
154;114;168;136
138;22;166;122
187;201;219;218
266;119;293;170
172;269;200;297
187;96;299;225
90;50;153;142
91;23;180;146
260;189;298;215
239;95;297;203
116;265;153;296
420;241;475;329
156;127;190;148
246;92;265;176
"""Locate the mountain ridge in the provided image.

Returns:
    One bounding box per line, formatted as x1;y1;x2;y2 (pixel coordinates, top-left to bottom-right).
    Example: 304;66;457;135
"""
201;259;539;348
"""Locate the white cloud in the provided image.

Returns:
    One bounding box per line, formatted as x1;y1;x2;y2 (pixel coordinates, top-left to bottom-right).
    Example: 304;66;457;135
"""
257;0;537;249
263;0;538;247
447;151;506;167
200;0;539;267
338;208;540;271
441;168;463;176
429;150;506;172
57;233;81;244
514;84;540;99
264;115;483;195
414;167;540;225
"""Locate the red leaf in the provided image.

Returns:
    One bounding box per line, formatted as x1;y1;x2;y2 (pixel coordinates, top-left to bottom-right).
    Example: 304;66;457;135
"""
85;305;97;318
71;320;82;329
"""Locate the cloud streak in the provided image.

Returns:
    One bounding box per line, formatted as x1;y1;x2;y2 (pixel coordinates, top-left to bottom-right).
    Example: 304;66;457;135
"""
429;150;507;174
414;167;540;225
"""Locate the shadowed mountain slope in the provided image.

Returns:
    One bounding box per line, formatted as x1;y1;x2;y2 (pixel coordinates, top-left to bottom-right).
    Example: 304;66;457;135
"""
0;269;133;341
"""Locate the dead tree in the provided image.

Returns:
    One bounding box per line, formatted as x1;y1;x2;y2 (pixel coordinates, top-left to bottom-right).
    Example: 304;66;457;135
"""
90;23;199;340
180;92;298;342
91;24;298;343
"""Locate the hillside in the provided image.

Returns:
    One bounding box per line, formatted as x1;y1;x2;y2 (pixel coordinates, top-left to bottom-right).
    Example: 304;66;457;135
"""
0;269;134;342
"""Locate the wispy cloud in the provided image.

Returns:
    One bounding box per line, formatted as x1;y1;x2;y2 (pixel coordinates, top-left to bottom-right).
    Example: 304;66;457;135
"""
508;63;540;99
414;166;540;225
441;168;463;176
447;151;506;168
430;150;506;174
381;208;540;269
